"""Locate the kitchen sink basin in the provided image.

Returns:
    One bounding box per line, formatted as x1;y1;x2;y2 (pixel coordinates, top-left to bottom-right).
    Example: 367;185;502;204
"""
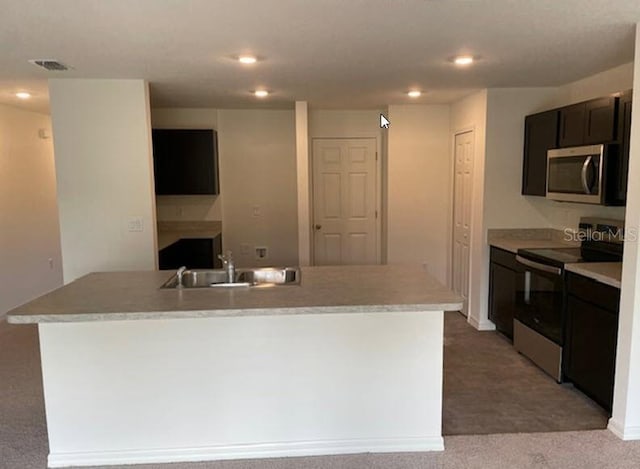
161;267;301;289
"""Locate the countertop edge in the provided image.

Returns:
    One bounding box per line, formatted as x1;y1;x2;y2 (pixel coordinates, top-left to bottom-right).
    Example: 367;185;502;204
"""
7;302;463;324
488;240;577;254
565;263;621;289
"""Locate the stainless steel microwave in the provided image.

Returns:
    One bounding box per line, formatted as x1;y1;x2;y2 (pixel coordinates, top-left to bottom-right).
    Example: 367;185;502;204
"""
546;144;616;204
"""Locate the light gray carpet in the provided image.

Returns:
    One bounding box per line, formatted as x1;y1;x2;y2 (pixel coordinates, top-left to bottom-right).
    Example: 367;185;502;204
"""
443;311;609;434
2;313;640;469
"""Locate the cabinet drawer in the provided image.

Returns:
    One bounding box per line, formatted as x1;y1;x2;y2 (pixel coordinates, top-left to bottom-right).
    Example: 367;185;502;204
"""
490;247;519;270
566;272;620;313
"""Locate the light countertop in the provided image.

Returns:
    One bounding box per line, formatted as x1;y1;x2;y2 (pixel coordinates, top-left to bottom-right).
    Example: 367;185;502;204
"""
489;238;576;254
487;228;578;254
6;265;463;324
565;262;622;289
157;220;222;250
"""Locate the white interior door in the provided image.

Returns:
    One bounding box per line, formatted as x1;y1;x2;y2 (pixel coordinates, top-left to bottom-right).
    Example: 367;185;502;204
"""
452;130;474;316
312;138;378;265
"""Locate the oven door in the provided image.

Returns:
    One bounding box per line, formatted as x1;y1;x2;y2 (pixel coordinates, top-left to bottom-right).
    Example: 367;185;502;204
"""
514;256;564;345
546;145;603;204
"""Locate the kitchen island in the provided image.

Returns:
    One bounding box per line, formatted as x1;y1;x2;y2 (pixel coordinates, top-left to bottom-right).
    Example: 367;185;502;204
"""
7;265;461;468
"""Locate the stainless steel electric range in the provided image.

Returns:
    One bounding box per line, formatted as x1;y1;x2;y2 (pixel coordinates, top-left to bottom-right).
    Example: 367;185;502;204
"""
513;218;624;382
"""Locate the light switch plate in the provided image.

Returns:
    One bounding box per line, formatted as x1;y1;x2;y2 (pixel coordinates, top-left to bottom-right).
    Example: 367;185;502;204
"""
128;217;144;232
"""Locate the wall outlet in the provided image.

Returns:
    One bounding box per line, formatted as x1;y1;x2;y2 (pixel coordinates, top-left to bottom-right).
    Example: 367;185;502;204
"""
255;246;268;259
252;205;261;217
48;258;54;269
127;216;144;232
240;243;251;256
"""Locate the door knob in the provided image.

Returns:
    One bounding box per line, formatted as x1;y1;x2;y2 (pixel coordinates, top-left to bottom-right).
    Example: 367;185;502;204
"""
315;224;322;230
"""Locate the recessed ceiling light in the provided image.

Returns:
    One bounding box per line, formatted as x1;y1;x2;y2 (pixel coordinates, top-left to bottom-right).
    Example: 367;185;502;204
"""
254;90;269;98
15;92;31;99
407;90;422;98
454;55;474;66
238;55;257;64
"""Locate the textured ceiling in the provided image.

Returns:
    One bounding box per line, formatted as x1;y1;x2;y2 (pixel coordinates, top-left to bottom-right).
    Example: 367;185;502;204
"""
0;0;638;113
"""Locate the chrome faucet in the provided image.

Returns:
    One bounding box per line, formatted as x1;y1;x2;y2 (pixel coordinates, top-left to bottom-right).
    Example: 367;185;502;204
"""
176;266;187;287
218;251;235;283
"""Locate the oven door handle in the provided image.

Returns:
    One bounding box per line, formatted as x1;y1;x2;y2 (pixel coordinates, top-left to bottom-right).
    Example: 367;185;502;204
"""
581;156;593;194
515;255;562;276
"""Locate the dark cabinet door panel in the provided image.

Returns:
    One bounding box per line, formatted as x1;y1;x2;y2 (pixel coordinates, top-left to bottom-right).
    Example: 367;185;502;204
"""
558;103;586;147
565;295;618;412
158;236;222;270
522;110;559;196
489;258;518;340
584;97;618;144
152;129;219;195
616;91;632;202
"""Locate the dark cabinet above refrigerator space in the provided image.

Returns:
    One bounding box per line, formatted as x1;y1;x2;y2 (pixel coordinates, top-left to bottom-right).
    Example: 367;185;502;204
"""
152;129;220;195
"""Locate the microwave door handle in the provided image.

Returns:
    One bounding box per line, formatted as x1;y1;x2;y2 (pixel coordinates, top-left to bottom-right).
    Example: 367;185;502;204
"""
581;156;593;194
515;255;562;276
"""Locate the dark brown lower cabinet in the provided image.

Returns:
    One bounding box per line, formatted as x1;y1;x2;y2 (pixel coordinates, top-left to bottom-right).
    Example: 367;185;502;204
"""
564;273;620;413
488;247;522;340
159;236;222;270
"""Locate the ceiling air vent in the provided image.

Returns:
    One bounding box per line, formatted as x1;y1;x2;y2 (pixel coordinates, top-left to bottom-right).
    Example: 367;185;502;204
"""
28;59;72;71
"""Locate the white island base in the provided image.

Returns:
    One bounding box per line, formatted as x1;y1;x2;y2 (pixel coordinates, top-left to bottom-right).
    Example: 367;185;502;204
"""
39;310;444;467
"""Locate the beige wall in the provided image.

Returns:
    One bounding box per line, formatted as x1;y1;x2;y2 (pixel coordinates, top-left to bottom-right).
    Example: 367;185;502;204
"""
217;109;298;267
484;88;558;230
309;110;383;138
49;79;157;283
0;105;63;315
553;62;634;107
150;108;222;222
610;27;640;441
387;104;451;285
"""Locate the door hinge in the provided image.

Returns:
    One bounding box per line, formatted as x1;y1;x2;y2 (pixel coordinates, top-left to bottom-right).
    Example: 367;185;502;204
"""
375;152;378;161
375;210;378;219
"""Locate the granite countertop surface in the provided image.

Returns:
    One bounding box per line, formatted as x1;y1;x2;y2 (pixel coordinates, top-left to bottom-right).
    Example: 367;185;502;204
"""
489;238;577;254
7;265;463;324
487;228;578;254
157;220;222;250
565;262;622;289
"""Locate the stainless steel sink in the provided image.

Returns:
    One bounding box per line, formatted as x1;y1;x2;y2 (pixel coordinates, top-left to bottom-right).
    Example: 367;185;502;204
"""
161;267;301;289
236;267;300;285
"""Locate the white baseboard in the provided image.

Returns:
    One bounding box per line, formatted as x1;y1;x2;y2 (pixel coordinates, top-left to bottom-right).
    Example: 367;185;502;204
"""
47;436;445;467
608;418;640;440
468;316;496;331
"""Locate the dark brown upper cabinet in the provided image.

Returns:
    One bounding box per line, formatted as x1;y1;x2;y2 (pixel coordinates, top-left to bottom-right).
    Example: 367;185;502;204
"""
522;109;559;196
152;129;220;195
558;102;586;147
613;90;633;204
558;97;618;148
